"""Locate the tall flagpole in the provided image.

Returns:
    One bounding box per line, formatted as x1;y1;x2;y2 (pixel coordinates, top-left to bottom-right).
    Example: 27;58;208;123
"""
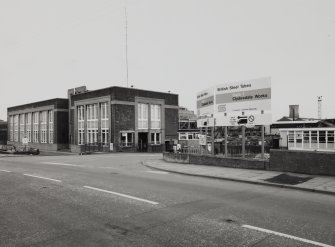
125;6;129;87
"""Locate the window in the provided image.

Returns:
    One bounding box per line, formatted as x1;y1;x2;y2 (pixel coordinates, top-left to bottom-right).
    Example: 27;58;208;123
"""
14;115;19;142
48;110;54;144
189;121;197;129
288;131;294;143
179;121;189;130
311;131;317;143
78;106;85;145
33;112;39;143
40;111;47;143
101;102;109;146
328;131;334;143
9;116;13;141
86;104;98;144
19;114;25;142
120;132;134;147
138;103;148;129
151;132;160;145
179;133;187;140
150;104;161;129
26;113;32;142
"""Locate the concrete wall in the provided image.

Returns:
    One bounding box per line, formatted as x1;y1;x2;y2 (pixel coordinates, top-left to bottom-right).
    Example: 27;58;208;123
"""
269;149;335;176
163;152;267;169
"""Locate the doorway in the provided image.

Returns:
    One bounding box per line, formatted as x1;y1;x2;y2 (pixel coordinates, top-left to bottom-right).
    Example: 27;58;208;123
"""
138;132;148;152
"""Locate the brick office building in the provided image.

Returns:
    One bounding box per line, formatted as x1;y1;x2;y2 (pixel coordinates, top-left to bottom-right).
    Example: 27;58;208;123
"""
68;86;179;153
7;99;69;151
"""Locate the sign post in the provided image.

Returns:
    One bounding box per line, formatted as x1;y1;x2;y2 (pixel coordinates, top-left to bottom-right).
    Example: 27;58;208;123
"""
261;125;265;159
242;125;246;158
224;126;228;158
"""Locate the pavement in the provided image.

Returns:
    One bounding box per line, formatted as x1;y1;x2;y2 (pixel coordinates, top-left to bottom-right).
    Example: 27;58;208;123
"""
1;153;335;246
143;159;335;196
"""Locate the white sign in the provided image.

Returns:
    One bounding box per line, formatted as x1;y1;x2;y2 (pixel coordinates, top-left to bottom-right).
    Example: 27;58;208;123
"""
197;77;272;127
216;112;272;127
22;137;28;145
199;134;206;145
196;87;215;127
110;143;113;151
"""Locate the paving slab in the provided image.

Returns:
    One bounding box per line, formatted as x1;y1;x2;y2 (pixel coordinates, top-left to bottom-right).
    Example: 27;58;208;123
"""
143;159;335;196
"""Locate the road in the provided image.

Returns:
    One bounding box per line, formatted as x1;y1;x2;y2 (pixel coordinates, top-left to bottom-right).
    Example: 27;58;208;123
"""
0;153;334;247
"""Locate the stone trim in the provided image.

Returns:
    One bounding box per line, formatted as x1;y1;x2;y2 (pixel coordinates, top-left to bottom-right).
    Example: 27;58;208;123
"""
8;105;55;116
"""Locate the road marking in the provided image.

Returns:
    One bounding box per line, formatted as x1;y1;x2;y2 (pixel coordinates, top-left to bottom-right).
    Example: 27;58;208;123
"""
41;162;81;167
83;185;159;205
23;174;62;183
145;171;169;174
242;225;334;247
0;169;12;173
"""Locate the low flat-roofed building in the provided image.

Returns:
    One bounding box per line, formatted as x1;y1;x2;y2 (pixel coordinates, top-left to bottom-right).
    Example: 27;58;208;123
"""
7;98;69;151
68;86;179;153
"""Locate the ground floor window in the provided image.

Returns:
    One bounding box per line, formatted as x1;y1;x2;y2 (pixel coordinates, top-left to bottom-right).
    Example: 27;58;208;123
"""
87;129;98;144
151;132;161;145
27;130;31;142
78;129;84;145
102;129;109;146
33;130;39;143
120;132;134;147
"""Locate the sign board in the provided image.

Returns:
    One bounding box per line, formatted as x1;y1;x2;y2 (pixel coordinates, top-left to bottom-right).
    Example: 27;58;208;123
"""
199;134;206;145
196;87;215;127
217;112;272;127
110;143;114;151
197;77;272;127
22;137;28;145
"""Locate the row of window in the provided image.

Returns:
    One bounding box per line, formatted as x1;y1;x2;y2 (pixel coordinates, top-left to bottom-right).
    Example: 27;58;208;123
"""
120;132;161;147
288;130;335;144
179;132;200;140
8;110;54;144
78;103;109;145
77;103;162;145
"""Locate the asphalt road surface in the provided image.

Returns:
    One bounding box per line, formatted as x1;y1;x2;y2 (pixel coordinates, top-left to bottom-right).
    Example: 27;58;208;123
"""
0;153;334;247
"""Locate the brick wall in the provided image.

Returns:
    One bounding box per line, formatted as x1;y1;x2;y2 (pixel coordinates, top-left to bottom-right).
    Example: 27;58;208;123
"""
163;153;267;169
113;104;135;147
269;149;335;176
165;108;178;139
55;111;69;145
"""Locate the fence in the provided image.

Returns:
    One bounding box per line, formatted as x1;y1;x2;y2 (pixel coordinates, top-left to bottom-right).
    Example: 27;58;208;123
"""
180;144;271;159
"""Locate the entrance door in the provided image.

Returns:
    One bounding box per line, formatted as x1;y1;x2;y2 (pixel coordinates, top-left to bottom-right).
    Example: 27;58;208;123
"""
138;133;148;152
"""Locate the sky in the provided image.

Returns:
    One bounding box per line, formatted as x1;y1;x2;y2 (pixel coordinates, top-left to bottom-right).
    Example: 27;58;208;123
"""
0;0;334;121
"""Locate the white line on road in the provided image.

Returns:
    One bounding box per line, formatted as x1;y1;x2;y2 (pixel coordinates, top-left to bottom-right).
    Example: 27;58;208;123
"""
0;169;12;173
83;185;159;205
242;225;334;247
145;171;169;174
41;162;82;167
23;174;62;183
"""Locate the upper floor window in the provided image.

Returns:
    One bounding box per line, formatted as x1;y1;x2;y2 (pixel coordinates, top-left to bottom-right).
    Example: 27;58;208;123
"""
151;104;161;129
48;110;54;144
26;113;32;142
33;112;39;143
138;103;148;129
40;111;47;143
14;115;19;142
86;104;98;144
78;106;85;145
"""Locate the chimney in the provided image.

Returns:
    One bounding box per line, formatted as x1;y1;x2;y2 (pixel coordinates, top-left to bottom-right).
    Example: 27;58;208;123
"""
289;105;299;120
